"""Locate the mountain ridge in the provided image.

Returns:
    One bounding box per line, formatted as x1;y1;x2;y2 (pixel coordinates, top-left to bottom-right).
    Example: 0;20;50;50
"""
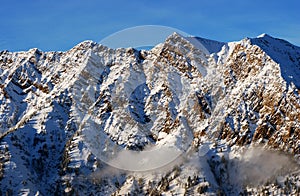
0;33;299;195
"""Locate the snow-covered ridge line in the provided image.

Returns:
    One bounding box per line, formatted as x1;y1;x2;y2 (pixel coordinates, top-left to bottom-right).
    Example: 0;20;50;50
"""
0;33;299;195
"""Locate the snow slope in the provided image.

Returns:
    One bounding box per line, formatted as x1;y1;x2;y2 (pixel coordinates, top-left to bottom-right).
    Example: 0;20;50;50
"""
251;33;300;88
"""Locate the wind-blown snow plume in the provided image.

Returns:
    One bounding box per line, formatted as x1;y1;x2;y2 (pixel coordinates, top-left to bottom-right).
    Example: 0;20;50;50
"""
229;147;298;186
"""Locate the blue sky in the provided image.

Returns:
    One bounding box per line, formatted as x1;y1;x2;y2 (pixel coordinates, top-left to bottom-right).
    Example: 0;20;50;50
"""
0;0;299;51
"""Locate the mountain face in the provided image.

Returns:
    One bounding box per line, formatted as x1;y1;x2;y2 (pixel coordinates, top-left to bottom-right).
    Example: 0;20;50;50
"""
0;33;299;195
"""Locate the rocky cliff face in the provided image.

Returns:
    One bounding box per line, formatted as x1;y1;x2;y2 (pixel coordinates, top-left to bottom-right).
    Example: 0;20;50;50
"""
0;33;299;195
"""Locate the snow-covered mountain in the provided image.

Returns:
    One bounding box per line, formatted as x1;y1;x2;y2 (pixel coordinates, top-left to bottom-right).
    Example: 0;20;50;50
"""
0;33;299;195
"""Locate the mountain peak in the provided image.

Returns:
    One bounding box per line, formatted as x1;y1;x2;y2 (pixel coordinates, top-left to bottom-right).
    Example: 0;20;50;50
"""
250;33;300;88
73;40;97;50
257;33;272;38
163;31;186;44
170;31;184;38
